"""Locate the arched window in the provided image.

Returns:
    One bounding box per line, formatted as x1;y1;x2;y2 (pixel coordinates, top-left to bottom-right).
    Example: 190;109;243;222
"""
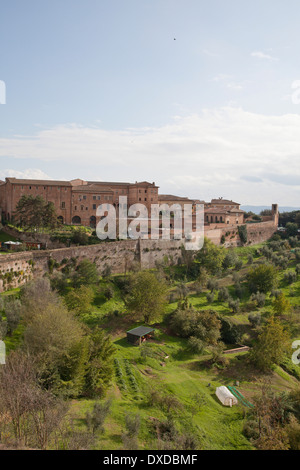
72;216;81;225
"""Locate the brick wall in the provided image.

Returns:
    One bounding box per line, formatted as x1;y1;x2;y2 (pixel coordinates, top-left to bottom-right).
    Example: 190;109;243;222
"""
0;219;278;292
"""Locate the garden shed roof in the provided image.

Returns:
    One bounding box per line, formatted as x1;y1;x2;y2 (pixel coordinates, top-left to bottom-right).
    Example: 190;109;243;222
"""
126;326;155;337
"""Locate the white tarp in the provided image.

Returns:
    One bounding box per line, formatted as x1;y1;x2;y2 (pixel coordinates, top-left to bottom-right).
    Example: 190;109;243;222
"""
216;386;238;407
4;241;22;245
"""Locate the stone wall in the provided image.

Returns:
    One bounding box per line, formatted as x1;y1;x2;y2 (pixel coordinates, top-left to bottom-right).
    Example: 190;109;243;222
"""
0;239;182;292
0;218;278;292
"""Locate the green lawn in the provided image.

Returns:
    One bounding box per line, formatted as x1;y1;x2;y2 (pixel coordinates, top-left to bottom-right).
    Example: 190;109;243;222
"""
71;327;255;450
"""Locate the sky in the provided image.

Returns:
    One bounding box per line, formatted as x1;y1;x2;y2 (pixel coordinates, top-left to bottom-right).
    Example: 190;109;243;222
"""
0;0;300;206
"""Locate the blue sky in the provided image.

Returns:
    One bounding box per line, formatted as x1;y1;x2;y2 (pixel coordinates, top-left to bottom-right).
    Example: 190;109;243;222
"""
1;0;300;205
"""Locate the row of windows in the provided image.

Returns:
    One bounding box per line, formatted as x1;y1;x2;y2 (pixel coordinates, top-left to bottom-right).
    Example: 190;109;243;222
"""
74;204;111;211
17;185;68;191
138;189;157;194
77;195;112;201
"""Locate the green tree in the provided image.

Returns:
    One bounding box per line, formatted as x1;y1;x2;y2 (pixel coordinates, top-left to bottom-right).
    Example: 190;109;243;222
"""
171;306;221;345
15;195;58;231
272;293;291;316
286;222;298;237
86;399;111;434
196;237;225;275
247;264;277;294
220;318;241;344
84;327;115;398
126;271;168;324
23;301;88;397
249;317;290;371
65;286;95;316
73;259;99;287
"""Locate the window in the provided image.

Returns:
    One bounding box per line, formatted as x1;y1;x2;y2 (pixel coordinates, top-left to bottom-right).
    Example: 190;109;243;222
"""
29;186;32;190
93;195;96;200
97;195;101;200
81;205;84;211
61;202;65;209
93;204;96;210
75;206;77;211
83;195;87;200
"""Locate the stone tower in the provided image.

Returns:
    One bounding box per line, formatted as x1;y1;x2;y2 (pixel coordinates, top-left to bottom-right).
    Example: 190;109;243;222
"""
272;204;279;226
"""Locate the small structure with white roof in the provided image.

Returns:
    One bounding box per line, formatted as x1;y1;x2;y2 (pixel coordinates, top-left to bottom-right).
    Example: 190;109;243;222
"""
216;386;238;407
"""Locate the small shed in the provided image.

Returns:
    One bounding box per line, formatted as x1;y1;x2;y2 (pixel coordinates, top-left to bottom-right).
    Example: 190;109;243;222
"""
126;326;155;346
3;241;23;251
216;386;238;407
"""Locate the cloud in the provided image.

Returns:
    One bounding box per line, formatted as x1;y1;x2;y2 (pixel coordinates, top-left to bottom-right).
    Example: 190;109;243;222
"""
251;51;278;61
0;168;51;181
212;74;243;91
0;107;300;205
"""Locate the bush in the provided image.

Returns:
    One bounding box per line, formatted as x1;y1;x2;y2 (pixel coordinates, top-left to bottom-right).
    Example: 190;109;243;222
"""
220;318;241;344
104;285;114;300
247;264;277;294
206;292;215;304
283;271;297;285
248;313;262;328
187;336;204;354
218;287;230;302
250;291;266;308
228;298;240;313
235;259;243;271
207;278;218;292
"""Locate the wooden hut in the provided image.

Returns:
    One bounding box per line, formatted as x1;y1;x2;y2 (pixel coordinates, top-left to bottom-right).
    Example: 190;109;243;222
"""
126;326;155;346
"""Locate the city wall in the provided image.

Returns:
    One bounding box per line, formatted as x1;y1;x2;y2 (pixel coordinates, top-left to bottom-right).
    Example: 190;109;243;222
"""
0;220;277;292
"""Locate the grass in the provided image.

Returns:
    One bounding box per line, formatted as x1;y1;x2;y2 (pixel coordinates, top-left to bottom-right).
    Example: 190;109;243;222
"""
66;240;300;450
71;328;255;450
1;239;300;450
0;230;18;243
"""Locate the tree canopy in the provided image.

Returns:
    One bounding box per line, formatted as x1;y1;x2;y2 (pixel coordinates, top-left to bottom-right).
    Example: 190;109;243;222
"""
126;271;168;324
15;195;58;231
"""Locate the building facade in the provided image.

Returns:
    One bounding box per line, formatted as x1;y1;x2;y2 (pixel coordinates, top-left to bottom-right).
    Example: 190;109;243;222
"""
0;177;245;229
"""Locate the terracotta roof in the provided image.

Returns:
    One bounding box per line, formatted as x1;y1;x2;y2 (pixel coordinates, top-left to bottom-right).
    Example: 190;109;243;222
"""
6;177;72;186
159;194;191;201
205;208;229;214
133;181;158;187
211;198;240;205
88;181;130;186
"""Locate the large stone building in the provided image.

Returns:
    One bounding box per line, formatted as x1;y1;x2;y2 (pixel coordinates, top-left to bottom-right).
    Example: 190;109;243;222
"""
204;198;245;225
0;177;159;228
0;177;245;229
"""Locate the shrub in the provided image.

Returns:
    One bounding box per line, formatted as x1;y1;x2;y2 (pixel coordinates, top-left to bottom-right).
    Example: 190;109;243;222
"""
248;313;262;328
284;271;297;285
218;286;230;302
228;298;240;313
250;291;266;308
